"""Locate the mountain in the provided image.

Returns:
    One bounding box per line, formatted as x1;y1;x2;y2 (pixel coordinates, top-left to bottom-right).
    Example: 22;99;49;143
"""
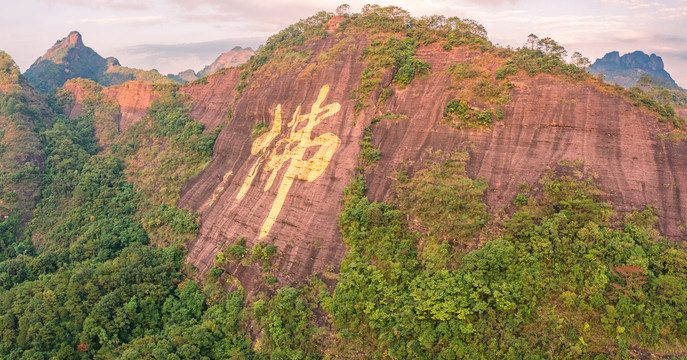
24;31;106;92
168;46;254;83
588;50;682;90
3;7;687;359
197;46;254;77
24;31;171;92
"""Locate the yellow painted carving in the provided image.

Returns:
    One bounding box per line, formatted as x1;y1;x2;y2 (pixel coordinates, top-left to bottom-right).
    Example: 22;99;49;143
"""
205;170;233;208
236;85;341;239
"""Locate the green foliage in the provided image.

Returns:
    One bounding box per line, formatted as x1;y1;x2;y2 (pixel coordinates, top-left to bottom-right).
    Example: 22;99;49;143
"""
113;87;219;246
97;61;172;87
253;286;322;358
495;63;517;80
235;80;247;94
329;171;687;358
395;152;488;247
0;51;22;86
226;237;248;262
626;85;684;127
443;99;495;128
242;11;331;76
0;82;47;229
358;125;380;165
0;65;253;359
472;79;503;101
250;242;278;263
509;47;585;81
190;76;209;86
515;193;528;207
447;63;482;80
352;35;430;111
251;121;269;138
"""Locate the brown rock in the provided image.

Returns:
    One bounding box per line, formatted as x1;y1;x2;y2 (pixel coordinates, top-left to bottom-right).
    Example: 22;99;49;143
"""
179;35;370;291
175;37;687;292
181;70;242;131
102;81;158;131
63;80;158;132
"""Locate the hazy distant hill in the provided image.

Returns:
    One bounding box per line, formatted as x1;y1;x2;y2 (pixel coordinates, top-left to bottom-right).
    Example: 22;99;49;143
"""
168;46;254;83
588;50;682;90
24;31;171;92
198;46;254;77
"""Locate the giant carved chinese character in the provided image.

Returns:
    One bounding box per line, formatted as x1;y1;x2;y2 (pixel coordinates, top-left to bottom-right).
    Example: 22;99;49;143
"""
236;85;341;239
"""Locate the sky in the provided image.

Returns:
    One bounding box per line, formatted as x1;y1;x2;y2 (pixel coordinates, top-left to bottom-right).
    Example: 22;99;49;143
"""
1;0;686;86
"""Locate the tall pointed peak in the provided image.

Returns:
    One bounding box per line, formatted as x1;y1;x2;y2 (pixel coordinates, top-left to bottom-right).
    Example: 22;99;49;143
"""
65;31;84;48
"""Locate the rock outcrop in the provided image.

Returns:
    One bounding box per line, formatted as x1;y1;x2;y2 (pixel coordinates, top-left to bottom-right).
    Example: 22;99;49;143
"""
179;35;367;290
175;36;687;292
50;30;687;294
63;80;158;131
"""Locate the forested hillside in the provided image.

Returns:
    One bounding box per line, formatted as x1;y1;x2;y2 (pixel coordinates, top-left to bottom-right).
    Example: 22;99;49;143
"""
0;5;686;359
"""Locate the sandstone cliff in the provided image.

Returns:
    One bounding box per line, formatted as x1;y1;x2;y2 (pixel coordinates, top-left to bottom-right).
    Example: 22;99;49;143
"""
55;21;687;294
64;80;158;132
173;35;687;292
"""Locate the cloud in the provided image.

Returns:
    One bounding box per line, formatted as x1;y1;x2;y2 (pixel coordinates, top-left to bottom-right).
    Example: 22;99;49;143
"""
74;16;166;25
38;0;148;10
117;37;262;73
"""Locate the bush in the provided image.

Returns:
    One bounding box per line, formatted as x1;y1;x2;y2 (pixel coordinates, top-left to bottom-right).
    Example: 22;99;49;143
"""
251;121;269;138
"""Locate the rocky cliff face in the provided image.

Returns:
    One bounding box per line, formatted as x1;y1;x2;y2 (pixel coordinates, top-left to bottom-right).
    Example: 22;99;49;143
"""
589;50;681;90
368;49;687;241
54;30;687;294
180;69;242;131
63;80;158;132
178;35;367;289
102;81;159;131
171;35;687;292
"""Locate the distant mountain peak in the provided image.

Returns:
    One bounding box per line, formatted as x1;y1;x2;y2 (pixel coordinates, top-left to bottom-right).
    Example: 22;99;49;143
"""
197;47;254;78
38;30;90;65
588;50;679;90
24;31;171;92
168;46;254;83
64;31;84;47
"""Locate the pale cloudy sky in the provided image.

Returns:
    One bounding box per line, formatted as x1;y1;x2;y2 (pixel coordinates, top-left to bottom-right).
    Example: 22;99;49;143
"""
1;0;686;85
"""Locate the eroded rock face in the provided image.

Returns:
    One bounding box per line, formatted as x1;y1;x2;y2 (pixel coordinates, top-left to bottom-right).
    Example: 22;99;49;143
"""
180;70;242;131
368;63;687;241
64;80;157;131
176;38;685;292
179;35;368;290
102;81;158;131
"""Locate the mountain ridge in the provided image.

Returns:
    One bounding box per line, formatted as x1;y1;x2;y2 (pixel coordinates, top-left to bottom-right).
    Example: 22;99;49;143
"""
24;31;171;92
168;46;254;83
589;50;682;90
